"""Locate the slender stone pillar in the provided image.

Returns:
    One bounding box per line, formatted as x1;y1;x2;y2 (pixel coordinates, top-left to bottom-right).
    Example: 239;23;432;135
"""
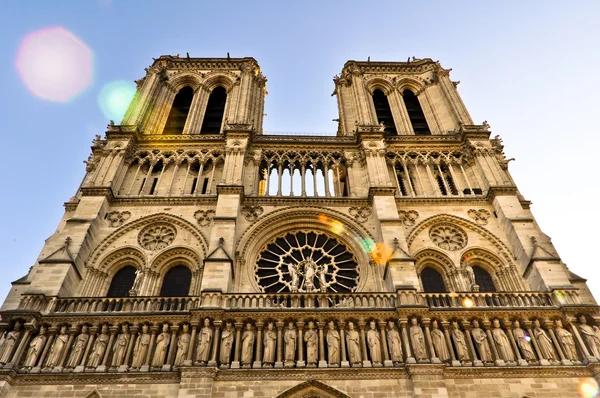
358;321;371;367
75;327;96;373
503;319;527;366
296;321;305;368
253;322;264;368
378;322;392;367
275;321;284;368
338;321;349;368
546;320;570;365
524;321;548;366
231;322;243;369
54;328;76;372
184;322;198;366
32;328;55;374
483;320;503;367
460;321;479;367
97;327;118;372
141;326;157;372
422;318;440;364
208;321;221;367
5;326;32;370
121;325;137;372
399;318;415;363
163;325;178;371
317;322;327;368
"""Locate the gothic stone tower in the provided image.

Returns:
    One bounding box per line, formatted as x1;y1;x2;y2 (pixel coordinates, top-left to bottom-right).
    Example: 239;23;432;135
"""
0;55;598;398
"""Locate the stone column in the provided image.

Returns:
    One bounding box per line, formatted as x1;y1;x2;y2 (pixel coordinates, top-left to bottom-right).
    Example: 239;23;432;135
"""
338;321;349;368
141;326;157;372
503;319;526;366
75;327;96;373
378;322;392;367
569;318;597;363
183;322;198;366
460;321;479;367
163;325;178;371
231;322;243;369
4;325;32;370
483;320;503;366
358;321;371;368
121;325;137;372
296;321;305;368
443;321;460;367
98;326;118;372
545;320;570;365
399;318;415;363
32;328;55;374
524;321;548;366
208;321;221;367
422;318;440;364
317;322;327;368
55;327;76;372
253;322;263;368
275;321;284;369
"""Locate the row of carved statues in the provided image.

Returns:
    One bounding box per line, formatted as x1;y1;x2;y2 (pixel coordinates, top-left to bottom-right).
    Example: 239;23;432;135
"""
1;315;600;371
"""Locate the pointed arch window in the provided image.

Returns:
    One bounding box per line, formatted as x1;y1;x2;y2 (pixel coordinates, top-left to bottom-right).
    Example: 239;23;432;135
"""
200;86;227;134
420;267;447;292
159;265;192;296
402;89;430;135
372;89;397;136
163;86;194;135
473;266;496;292
106;266;136;297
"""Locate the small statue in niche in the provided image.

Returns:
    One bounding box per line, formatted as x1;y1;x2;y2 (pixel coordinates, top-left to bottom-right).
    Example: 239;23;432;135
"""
512;320;536;361
304;321;318;366
533;319;556;361
195;318;213;365
241;323;255;367
0;321;21;365
22;326;47;370
263;322;277;367
110;324;130;369
451;321;468;361
346;322;361;365
386;321;403;363
431;320;450;362
44;325;68;370
284;322;296;365
410;317;427;361
66;325;90;369
130;324;150;370
220;322;234;366
326;321;340;366
491;319;515;362
471;319;492;362
366;321;381;365
151;323;171;368
555;319;578;361
463;264;476;290
174;324;190;367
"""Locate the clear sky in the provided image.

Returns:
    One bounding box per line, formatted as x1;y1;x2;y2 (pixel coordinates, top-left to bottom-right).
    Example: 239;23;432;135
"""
1;0;599;302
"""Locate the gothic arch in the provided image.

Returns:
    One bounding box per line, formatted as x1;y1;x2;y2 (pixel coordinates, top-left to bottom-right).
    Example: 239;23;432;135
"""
413;248;458;291
167;73;203;92
98;246;146;276
365;76;395;95
395;76;425;95
201;71;237;93
460;247;525;291
150;246;203;274
276;380;351;398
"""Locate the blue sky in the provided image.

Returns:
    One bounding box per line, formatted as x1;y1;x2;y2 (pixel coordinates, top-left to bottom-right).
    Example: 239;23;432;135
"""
1;0;599;301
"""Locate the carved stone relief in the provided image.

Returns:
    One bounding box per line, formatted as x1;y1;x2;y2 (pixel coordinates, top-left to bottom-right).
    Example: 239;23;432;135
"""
467;209;491;225
348;207;371;223
106;211;131;228
398;210;419;226
138;224;177;251
194;210;216;227
429;224;467;251
241;206;264;222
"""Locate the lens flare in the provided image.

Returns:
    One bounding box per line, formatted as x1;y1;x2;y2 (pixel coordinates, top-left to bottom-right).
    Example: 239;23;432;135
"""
579;378;599;398
555;290;567;304
462;298;474;308
524;334;532;342
99;80;136;122
15;26;93;102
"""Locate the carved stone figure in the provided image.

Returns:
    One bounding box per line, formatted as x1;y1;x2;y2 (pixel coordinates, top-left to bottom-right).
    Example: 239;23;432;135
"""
386;321;403;363
220;322;234;365
326;321;340;366
346;322;361;365
195;318;213;364
463;264;476;290
533;320;556;361
304;261;317;292
263;322;277;366
110;324;130;368
366;321;381;364
174;324;190;367
471;320;492;362
555;320;578;361
512;321;536;361
284;322;296;364
44;325;68;369
491;319;515;361
450;321;468;361
0;321;21;365
410;318;427;361
130;324;150;369
304;321;318;366
431;320;450;361
66;325;90;369
241;323;255;366
151;323;171;368
23;326;47;370
579;315;600;357
131;268;143;294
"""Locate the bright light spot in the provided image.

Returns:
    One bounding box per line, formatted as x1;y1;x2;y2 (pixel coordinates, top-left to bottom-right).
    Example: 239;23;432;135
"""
555;290;567;304
98;80;136;122
462;298;474;308
370;242;393;265
524;334;532;342
579;378;599;398
15;27;93;102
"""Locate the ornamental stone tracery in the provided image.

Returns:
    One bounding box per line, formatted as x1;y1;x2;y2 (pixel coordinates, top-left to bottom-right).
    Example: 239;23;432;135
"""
429;224;467;251
137;223;177;251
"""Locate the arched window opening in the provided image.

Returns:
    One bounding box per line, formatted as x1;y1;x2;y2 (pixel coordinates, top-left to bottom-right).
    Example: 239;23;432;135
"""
436;175;448;196
402;90;430;135
421;267;447;292
372;89;397;136
473;266;496;292
200;86;227;134
107;266;137;297
163;86;194;135
160;265;192;296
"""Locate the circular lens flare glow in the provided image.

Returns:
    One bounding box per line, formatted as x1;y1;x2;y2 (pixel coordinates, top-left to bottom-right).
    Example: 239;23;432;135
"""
579;378;599;398
98;80;136;122
15;26;93;102
524;334;532;342
462;298;474;308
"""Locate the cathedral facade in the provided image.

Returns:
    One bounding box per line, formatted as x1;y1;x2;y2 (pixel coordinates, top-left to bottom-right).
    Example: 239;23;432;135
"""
0;55;598;398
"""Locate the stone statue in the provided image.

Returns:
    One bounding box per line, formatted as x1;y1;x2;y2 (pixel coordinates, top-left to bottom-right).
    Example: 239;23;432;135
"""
220;322;234;365
386;321;403;363
491;319;515;361
151;323;171;368
346;322;361;365
317;263;328;292
578;315;600;357
463;264;475;288
44;325;68;369
451;321;468;361
263;322;277;366
410;318;427;361
471;320;492;362
555;320;578;361
174;324;190;367
431;320;450;362
366;321;381;364
131;268;143;294
130;324;150;370
533;320;556;361
288;263;299;292
304;321;318;366
304;261;317;292
23;326;47;370
284;322;296;364
241;323;255;366
66;325;90;369
0;321;21;365
326;321;340;366
110;324;130;368
195;318;213;365
512;321;536;361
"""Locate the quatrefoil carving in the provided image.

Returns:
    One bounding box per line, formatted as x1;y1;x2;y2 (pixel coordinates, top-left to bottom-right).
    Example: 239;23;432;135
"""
194;210;216;227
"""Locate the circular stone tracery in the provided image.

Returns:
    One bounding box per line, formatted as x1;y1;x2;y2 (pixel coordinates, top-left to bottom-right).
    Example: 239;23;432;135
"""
138;223;177;251
429;224;467;251
255;231;360;293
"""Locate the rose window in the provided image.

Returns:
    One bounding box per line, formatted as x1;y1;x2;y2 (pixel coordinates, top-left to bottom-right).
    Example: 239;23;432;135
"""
255;231;360;293
429;224;467;251
138;223;177;251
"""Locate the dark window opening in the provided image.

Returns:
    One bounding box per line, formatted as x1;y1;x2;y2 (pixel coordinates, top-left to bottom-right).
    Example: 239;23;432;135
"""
139;178;147;195
107;266;136;297
160;265;192;297
403;90;430;135
396;169;408;196
201;178;209;194
436;175;448;196
473;266;496;292
372;89;397;136
200;86;227;134
163;86;194;135
190;178;198;194
421;267;447;292
149;178;159;195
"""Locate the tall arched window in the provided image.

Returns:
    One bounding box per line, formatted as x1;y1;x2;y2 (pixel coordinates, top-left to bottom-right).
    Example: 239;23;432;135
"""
106;266;137;297
200;86;227;134
159;265;192;296
372;89;397;136
402;89;430;135
420;267;447;292
163;86;194;135
473;266;496;292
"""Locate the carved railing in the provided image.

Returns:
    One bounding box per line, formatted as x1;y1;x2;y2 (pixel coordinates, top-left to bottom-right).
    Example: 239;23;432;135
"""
420;290;582;309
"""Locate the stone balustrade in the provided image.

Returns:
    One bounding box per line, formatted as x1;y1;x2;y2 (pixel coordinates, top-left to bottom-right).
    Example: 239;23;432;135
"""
420;289;581;309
